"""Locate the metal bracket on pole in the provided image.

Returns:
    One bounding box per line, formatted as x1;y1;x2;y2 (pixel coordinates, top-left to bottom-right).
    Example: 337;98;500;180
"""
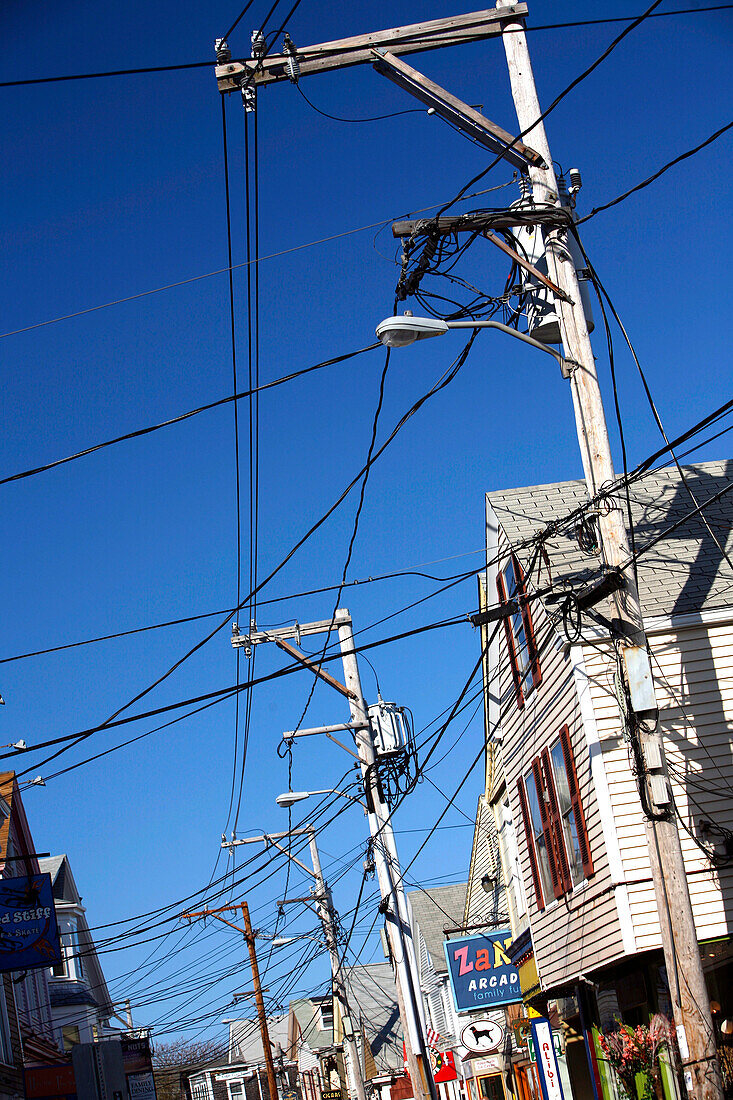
371;48;545;171
282;722;368;741
273;638;356;700
482;229;572;303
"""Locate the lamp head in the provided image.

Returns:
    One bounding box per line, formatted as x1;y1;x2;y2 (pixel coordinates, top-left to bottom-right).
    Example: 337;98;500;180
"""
375;313;449;348
275;791;311;808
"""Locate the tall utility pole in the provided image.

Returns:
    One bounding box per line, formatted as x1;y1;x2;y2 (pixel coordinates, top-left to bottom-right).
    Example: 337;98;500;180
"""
181;903;279;1100
232;613;437;1100
222;826;367;1100
496;6;722;1099
335;617;438;1100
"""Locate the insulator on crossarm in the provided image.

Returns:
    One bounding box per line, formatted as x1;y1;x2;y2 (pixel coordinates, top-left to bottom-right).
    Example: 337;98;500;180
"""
285;55;300;82
251;29;266;59
215;39;231;64
282;33;300;83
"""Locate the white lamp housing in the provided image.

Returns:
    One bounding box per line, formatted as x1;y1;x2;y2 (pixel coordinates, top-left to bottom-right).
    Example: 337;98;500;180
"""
376;314;449;347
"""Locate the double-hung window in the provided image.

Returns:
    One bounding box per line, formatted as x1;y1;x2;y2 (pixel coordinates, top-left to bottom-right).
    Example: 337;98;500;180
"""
497;554;541;708
516;725;593;911
52;920;84;980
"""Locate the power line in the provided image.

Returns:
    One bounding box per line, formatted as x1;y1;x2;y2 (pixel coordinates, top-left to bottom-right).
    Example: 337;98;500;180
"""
296;84;424;124
5;614;468;770
288;346;393;736
221;0;258;44
575;230;733;579
0;554;487;666
11;332;482;781
0;343;379;488
220;93;246;844
3;7;730;89
578;118;733;224
0;182;520;342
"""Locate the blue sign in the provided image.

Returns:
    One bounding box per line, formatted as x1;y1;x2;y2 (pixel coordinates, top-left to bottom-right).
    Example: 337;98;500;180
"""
443;930;521;1012
0;873;61;971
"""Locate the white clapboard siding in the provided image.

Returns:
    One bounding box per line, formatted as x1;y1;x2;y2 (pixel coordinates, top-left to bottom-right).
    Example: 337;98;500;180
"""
464;796;508;930
581;618;733;948
496;531;625;990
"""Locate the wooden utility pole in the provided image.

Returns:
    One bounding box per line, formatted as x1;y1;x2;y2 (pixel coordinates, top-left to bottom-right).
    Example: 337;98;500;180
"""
181;903;279;1100
495;5;722;1099
232;613;437;1100
336;615;438;1100
221;826;367;1100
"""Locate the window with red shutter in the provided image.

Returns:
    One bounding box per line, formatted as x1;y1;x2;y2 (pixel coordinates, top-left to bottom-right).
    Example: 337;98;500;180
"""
557;725;594;879
517;778;544;911
518;736;594;910
497;555;542;711
531;758;564;901
497;571;524;711
541;747;573;895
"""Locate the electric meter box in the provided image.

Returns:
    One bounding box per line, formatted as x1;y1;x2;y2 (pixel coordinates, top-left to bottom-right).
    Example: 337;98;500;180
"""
368;700;408;757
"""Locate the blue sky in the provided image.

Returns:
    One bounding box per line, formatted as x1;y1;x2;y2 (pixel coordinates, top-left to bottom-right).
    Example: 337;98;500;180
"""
1;0;732;1045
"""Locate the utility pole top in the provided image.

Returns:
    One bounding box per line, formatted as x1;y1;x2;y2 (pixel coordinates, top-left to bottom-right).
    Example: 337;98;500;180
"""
215;6;528;91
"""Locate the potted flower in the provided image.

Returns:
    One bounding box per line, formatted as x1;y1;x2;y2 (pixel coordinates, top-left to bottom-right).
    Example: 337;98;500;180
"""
597;1015;676;1100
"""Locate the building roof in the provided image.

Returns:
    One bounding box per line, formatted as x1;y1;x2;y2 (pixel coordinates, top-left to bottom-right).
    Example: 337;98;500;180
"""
38;855;69;899
228;1015;290;1066
487;460;733;620
344;962;403;1074
38;854;113;1017
49;985;99;1008
407;884;467;975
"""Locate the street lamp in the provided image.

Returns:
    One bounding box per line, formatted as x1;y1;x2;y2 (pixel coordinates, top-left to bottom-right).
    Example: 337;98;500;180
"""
271;934;325;947
375;312;576;377
275;789;365;810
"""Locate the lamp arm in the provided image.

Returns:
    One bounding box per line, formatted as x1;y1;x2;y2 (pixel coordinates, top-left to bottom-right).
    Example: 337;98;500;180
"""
446;319;575;377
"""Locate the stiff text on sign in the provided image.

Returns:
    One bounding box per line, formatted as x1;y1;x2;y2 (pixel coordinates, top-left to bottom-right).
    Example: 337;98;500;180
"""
443;930;521;1012
0;874;61;972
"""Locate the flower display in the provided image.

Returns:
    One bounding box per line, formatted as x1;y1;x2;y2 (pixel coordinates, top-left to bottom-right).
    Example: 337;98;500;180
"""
597;1015;676;1100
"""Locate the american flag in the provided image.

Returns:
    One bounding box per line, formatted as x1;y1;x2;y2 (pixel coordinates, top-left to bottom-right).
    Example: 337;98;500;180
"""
425;1028;449;1051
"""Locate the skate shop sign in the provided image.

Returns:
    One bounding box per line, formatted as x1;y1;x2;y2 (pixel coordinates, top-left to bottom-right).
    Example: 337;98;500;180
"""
444;930;521;1012
0;874;61;971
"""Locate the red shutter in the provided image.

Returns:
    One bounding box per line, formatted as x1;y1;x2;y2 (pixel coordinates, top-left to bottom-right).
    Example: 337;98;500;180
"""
532;758;564;901
559;725;594;878
513;555;543;690
497;571;524;710
517;778;544;911
541;747;572;895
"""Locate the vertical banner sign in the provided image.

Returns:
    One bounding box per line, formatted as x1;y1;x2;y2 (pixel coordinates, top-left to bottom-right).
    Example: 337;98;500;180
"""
0;874;61;972
531;1019;565;1100
443;930;521;1012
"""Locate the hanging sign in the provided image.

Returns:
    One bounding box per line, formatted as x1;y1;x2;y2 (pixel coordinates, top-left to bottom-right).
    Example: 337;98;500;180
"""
460;1018;504;1054
531;1019;565;1100
443;931;521;1012
0;874;61;971
432;1051;458;1083
127;1074;156;1100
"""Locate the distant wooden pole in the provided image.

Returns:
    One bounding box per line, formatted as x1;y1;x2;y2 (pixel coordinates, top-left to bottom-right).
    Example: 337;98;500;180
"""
242;902;280;1100
496;6;722;1100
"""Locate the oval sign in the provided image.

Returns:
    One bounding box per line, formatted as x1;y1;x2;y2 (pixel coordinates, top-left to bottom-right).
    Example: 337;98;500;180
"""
460;1018;504;1054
